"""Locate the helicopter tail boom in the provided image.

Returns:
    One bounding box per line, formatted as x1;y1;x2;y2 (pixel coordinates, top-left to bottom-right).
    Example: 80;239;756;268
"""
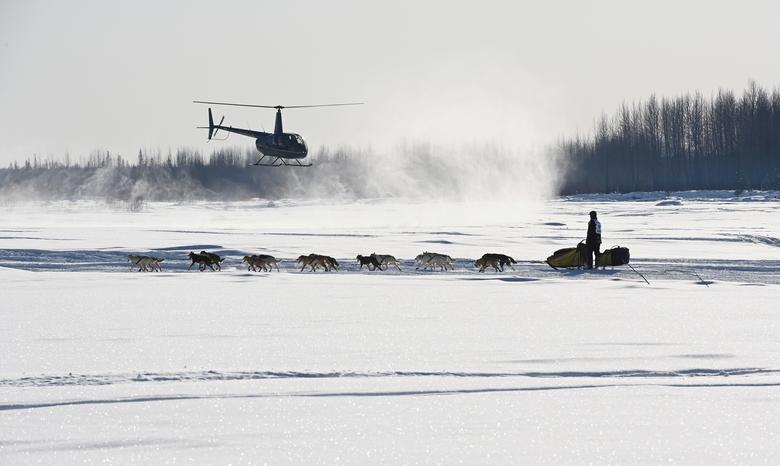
198;107;263;140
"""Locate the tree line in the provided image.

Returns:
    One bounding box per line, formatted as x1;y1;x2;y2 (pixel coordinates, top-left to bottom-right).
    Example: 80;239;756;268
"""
558;82;780;194
0;147;384;202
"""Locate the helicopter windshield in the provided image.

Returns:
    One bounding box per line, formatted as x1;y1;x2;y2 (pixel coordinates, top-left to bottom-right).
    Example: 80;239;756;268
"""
278;133;306;149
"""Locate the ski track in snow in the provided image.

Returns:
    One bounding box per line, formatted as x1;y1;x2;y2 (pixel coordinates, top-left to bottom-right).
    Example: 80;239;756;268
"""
3;367;779;389
4;368;780;413
7;380;780;413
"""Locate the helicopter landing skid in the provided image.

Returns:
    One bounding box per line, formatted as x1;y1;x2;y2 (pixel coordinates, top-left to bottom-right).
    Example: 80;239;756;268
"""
250;155;311;167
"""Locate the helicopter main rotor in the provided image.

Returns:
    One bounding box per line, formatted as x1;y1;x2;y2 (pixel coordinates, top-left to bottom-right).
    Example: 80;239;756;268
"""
192;101;363;110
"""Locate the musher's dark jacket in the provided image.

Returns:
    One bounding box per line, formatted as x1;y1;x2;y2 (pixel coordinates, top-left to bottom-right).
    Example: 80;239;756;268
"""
587;219;601;245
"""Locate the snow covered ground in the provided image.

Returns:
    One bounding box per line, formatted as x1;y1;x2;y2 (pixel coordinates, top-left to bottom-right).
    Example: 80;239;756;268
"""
1;193;779;464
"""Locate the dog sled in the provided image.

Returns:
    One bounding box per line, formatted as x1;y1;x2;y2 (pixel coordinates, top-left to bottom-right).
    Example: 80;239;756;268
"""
546;242;648;284
545;241;587;269
545;241;631;270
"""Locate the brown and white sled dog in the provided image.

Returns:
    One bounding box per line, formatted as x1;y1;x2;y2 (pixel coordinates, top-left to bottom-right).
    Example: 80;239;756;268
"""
370;253;402;271
128;254;164;272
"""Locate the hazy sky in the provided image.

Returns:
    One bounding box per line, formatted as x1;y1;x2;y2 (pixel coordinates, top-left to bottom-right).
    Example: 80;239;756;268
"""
1;0;778;165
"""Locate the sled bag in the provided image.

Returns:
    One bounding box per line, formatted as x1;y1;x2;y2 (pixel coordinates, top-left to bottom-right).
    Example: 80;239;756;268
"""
596;246;630;268
546;245;585;269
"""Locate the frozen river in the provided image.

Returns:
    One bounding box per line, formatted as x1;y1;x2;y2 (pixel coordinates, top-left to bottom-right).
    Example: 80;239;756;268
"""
1;193;779;464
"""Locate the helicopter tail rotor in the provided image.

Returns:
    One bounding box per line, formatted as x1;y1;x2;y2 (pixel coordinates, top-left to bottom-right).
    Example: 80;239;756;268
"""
212;115;225;140
201;108;226;141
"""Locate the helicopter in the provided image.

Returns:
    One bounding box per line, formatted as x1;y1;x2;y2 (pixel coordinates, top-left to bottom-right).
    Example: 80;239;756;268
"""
194;100;362;167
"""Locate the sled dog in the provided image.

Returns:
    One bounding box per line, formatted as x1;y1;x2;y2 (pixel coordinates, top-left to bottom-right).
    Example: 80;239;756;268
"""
371;253;402;271
199;251;224;271
415;252;453;271
474;256;501;272
297;254;316;271
242;255;255;271
188;252;215;271
255;254;280;272
357;254;383;270
324;256;339;271
414;252;435;267
424;254;453;271
480;253;516;271
146;257;164;272
244;254;280;272
128;254;164;272
297;254;331;272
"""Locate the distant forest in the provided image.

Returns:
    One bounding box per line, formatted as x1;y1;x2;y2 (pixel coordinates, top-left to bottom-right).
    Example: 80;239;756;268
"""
0;147;385;202
559;82;780;193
